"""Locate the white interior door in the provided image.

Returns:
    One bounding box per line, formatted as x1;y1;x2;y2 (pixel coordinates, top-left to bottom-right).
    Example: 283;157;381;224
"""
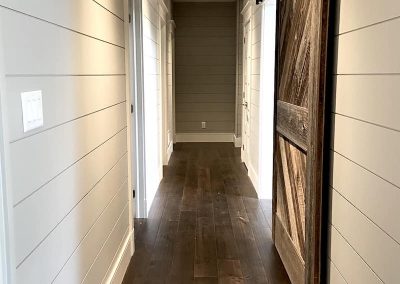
160;20;169;166
241;21;252;166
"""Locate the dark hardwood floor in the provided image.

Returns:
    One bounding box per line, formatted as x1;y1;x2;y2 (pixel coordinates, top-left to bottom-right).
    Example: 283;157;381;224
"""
122;143;290;284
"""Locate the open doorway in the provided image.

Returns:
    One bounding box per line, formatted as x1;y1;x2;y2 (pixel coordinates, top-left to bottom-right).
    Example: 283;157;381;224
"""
240;0;277;201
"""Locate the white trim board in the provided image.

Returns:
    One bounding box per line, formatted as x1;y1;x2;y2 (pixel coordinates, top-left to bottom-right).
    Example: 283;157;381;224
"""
106;229;134;284
175;133;234;143
247;162;259;197
234;135;242;148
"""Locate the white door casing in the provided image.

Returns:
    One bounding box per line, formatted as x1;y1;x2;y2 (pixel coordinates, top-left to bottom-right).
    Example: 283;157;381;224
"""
241;20;252;167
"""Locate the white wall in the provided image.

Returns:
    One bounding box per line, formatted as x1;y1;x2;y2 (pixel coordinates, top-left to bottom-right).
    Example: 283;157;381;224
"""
328;0;400;283
241;0;276;199
0;0;133;283
141;0;172;215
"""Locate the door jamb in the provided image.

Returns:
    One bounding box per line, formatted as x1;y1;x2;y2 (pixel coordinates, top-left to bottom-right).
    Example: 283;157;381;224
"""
240;16;252;167
129;0;147;218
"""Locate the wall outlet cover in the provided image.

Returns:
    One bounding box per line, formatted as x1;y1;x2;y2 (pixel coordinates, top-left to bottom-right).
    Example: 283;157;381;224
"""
21;90;44;133
201;122;206;129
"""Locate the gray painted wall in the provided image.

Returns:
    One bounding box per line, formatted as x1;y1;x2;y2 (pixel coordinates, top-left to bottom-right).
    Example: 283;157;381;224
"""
0;1;132;283
174;2;237;134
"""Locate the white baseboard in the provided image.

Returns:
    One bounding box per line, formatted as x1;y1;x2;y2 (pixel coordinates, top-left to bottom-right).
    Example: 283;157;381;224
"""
106;229;134;284
175;133;234;143
166;142;173;163
234;135;242;148
247;162;259;197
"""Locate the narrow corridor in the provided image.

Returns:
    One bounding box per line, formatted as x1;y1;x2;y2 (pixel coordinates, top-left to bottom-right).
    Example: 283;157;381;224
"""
122;143;289;283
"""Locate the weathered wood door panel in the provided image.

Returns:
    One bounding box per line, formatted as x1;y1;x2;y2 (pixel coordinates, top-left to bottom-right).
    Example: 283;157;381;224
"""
273;0;331;283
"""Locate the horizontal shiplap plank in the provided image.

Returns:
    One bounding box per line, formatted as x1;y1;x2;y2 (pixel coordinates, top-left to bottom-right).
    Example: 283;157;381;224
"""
175;94;235;103
334;75;400;132
0;8;125;75
176;66;236;75
11;103;127;205
337;0;400;34
143;16;159;42
143;37;159;59
93;0;124;19
6;75;126;142
174;3;235;17
329;225;383;284
176;102;235;112
252;23;262;44
13;130;127;265
55;203;129;284
336;18;400;74
176;121;235;132
16;177;129;284
331;189;400;283
251;74;260;90
176;27;235;37
332;114;400;187
331;151;400;243
176;84;235;94
109;238;132;284
144;56;159;75
176;74;235;85
252;58;261;75
252;41;261;59
176;112;235;122
174;16;235;27
143;0;159;29
0;0;124;46
175;37;236;47
328;260;347;284
84;225;130;284
176;55;235;66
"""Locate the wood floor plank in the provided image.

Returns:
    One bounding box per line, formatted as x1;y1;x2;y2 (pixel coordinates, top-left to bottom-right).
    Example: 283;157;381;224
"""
194;217;218;277
123;143;289;284
218;259;245;284
144;220;179;283
167;211;197;284
215;224;239;260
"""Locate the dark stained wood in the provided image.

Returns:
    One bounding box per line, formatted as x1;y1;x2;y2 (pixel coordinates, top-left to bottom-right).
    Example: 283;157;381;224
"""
273;0;332;282
276;101;309;151
218;260;244;284
123;143;290;284
275;215;305;284
194;217;218;277
305;0;332;283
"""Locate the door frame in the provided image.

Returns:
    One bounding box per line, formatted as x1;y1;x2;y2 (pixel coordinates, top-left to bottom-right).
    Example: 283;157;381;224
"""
128;0;147;218
159;1;170;167
241;20;251;167
241;2;252;167
272;0;334;283
0;117;10;284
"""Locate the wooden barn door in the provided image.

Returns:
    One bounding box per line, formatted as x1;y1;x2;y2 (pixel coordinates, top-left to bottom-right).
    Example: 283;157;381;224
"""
273;0;331;283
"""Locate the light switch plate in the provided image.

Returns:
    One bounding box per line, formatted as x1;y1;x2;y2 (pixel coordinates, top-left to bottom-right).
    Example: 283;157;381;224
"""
21;90;44;133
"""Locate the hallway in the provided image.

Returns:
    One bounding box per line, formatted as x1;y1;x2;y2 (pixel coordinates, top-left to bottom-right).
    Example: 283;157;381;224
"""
122;143;289;283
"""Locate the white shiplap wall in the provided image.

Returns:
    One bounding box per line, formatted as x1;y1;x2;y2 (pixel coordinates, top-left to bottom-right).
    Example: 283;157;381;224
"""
328;1;400;283
0;0;133;283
